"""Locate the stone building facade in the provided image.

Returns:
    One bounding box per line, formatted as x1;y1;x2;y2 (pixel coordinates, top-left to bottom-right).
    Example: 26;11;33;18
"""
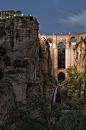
39;33;86;81
0;9;14;19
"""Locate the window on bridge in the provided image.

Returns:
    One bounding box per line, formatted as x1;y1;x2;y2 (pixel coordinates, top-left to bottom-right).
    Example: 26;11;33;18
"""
47;39;52;44
58;72;65;84
49;39;52;43
71;37;76;42
58;43;65;69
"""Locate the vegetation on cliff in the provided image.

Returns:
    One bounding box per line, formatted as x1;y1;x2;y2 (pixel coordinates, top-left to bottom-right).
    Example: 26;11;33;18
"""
0;93;61;130
61;66;86;106
0;66;86;130
57;98;86;130
56;66;86;130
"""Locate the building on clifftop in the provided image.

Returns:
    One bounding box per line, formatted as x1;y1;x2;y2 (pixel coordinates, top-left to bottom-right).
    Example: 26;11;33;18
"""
0;9;14;19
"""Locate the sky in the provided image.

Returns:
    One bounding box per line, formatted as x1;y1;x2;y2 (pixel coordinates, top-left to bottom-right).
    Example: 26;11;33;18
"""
0;0;86;36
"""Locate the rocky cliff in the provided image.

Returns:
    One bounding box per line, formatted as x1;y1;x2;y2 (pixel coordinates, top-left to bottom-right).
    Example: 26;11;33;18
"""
0;16;59;126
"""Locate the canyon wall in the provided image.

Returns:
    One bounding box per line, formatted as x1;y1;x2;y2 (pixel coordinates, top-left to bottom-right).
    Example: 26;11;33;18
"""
0;16;58;125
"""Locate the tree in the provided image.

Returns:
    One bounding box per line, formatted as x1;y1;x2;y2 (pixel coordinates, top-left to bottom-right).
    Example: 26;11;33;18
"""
14;10;23;16
16;10;22;16
62;66;86;104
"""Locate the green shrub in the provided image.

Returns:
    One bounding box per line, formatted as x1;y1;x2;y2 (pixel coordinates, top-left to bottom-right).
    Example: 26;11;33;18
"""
3;56;11;67
80;115;86;130
2;107;29;130
57;111;74;130
62;66;86;104
46;123;57;130
0;45;6;56
73;98;86;110
51;103;61;122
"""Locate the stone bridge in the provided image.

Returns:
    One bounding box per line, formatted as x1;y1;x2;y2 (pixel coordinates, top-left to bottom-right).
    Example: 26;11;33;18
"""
39;33;86;82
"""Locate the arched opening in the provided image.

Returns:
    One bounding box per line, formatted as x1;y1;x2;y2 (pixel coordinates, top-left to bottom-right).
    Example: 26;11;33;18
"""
47;38;53;74
47;38;52;44
58;43;65;68
71;37;76;42
71;37;76;47
58;72;65;84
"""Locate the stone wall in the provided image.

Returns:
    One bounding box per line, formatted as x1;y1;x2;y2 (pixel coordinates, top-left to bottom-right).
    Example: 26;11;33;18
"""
39;33;86;80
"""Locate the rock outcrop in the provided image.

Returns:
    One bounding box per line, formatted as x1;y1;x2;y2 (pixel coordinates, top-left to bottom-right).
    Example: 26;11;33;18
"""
0;16;59;126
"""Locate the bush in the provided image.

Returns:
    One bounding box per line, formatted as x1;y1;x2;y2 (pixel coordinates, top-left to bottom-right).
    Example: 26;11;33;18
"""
3;56;11;67
73;98;86;110
26;94;51;129
2;107;29;130
80;115;86;129
57;111;74;130
62;66;86;104
46;123;57;130
51;103;61;122
0;45;6;56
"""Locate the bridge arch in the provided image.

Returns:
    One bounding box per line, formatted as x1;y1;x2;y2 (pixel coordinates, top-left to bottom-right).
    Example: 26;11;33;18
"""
58;43;65;69
57;42;66;47
58;72;65;84
47;38;53;46
47;38;53;42
70;36;76;47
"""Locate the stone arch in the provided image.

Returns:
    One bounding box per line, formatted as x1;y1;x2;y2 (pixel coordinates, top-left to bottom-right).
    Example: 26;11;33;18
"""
58;42;65;69
47;38;52;42
58;72;65;84
70;36;76;47
47;38;53;46
57;42;66;47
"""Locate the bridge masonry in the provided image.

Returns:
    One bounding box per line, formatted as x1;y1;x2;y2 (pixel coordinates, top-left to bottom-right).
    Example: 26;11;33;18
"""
39;33;86;81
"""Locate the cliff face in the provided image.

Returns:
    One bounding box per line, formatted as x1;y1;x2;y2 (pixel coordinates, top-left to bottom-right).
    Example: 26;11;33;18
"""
0;16;43;124
74;38;86;73
0;16;59;125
